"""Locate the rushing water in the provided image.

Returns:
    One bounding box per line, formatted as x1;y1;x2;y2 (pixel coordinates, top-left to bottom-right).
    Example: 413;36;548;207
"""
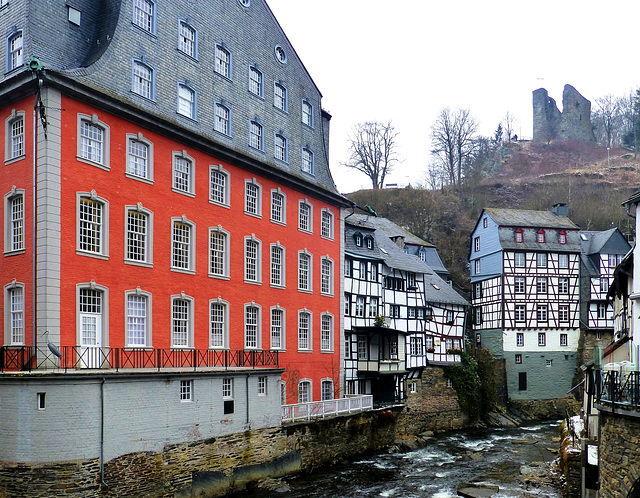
248;421;563;498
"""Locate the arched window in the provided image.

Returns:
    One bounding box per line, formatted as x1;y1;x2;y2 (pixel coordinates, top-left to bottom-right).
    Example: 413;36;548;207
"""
537;230;545;243
559;231;567;244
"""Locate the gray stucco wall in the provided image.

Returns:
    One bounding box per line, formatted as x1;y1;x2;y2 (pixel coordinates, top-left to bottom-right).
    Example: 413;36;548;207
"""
507;350;578;400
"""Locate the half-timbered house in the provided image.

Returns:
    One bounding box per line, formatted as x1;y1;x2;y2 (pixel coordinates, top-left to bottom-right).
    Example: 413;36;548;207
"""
344;213;468;404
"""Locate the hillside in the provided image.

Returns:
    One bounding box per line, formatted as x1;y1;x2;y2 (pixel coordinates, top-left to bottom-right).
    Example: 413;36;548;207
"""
347;141;640;289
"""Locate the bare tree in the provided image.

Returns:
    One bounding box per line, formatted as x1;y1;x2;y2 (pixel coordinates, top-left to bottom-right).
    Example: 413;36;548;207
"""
430;108;478;185
342;121;400;189
594;95;622;148
502;110;517;142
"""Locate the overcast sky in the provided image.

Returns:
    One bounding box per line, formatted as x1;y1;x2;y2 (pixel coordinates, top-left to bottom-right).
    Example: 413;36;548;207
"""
266;0;640;193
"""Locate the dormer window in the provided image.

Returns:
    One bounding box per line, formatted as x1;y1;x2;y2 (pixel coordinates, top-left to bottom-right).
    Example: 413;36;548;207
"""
365;236;373;249
354;233;362;247
515;229;523;243
559;231;567;244
537;230;545;243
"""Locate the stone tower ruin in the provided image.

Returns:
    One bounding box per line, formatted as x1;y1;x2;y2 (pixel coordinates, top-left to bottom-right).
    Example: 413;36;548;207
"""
532;84;596;143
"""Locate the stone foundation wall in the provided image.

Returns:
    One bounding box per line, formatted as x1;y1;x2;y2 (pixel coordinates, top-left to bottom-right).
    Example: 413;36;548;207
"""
0;408;401;498
509;395;581;421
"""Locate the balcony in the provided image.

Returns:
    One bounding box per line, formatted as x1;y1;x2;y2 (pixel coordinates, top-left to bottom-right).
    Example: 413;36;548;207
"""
357;357;405;374
281;395;373;423
0;345;279;373
598;370;640;410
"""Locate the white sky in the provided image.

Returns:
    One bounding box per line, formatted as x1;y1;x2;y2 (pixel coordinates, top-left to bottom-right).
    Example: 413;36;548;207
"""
266;0;640;193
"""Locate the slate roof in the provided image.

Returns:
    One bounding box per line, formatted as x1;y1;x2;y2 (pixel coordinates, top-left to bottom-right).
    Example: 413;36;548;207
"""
485;208;579;229
580;228;630;256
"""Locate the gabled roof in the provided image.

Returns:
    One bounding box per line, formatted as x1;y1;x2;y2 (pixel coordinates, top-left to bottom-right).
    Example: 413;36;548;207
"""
348;214;435;247
485;208;579;230
580;228;630;256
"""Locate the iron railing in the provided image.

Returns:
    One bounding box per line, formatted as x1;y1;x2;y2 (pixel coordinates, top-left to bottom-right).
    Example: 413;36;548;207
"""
598;370;640;409
0;345;278;373
281;394;374;422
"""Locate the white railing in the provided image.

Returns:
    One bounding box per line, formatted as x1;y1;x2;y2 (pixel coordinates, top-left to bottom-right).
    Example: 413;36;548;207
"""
281;395;374;423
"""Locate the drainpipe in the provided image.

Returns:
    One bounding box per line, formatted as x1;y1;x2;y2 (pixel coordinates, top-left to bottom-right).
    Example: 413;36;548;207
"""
32;84;38;351
245;374;250;426
100;377;108;488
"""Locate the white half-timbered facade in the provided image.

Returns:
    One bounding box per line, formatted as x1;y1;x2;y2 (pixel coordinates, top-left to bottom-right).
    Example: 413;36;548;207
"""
344;213;468;404
470;205;582;400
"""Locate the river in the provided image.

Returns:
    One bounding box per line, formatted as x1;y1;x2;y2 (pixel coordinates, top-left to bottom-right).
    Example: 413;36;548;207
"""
247;420;563;497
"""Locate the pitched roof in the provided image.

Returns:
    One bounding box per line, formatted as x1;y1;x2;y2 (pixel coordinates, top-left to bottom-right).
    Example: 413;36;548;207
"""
485;208;579;229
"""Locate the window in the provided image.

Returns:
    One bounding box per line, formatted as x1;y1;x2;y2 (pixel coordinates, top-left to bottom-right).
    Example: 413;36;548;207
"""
172;152;195;196
600;278;609;293
407;272;416;289
214;103;230;135
274;82;287;111
597;302;607;319
210;299;228;348
133;0;155;32
474;282;482;299
177;84;196;119
365;236;374;249
274;133;287;162
537;230;545;243
180;380;192;402
559;306;569;323
178;21;196;58
370;263;378;281
132;60;154;100
270;307;284;349
483;217;488;228
215;44;231;78
125;205;152;265
559;253;569;269
78;115;109;168
321;209;333;239
270;244;285;287
344;257;352;277
245;179;262;216
515;304;526;322
321;257;333;295
354;233;363;247
355;296;365;317
446;310;454;324
298;251;312;291
171;217;194;272
559;277;569;294
473;306;482;325
344;293;351;316
4;190;24;253
171;294;193;348
7;31;23;71
258;376;267;396
516;332;524;347
78;193;109;257
5;284;24;344
546;359;553;367
244;236;261;283
514;276;525;294
559;231;567;244
6;111;25;160
321;314;333;351
249;66;263;96
357;335;367;359
410;336;423;356
223;378;234;413
275;45;287;64
515;229;523;243
560;333;568;346
126;134;153;181
301;148;314;174
298;200;312;232
209;227;229;278
536;253;547;268
302;100;313;127
515;354;522;364
298;380;311;403
298;310;311;350
536;305;548;322
249;121;263;150
514;252;525;267
270;189;286;224
538;332;546;346
244;304;260;349
209;165;229;206
536;277;547;294
368;297;378;318
321;379;333;401
125;290;151;347
389;305;400;318
474;237;480;252
474;259;481;274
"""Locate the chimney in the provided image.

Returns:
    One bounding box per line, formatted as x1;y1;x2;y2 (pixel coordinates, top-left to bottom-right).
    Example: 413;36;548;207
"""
551;203;569;217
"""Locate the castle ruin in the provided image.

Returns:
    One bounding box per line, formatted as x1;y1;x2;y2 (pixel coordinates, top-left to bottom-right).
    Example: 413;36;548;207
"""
532;84;596;143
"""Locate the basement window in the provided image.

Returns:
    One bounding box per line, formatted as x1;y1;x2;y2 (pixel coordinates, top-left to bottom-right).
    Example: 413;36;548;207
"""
37;392;46;410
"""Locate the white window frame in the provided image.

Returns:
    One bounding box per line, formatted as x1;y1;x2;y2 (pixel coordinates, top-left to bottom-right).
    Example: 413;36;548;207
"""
301;148;314;175
516;332;524;347
274;82;287;112
515;304;526;322
298;379;311;403
214;102;231;136
320;313;333;352
7;30;23;72
244;302;261;349
559;253;569;269
320;209;334;240
177;20;197;59
125;133;153;182
180;380;193;402
559;277;569;294
172;151;195;196
298;200;312;233
77;191;109;259
538;332;546;346
170;216;195;273
298;309;312;351
171;293;194;348
274;133;287;162
536;304;548;322
249;66;263;97
208;226;230;279
270;305;285;350
5;110;25;162
298;250;312;292
214;44;231;79
244;178;262;217
270;188;286;225
368;297;378;318
124;204;153;266
597;302;607;319
249;120;263;151
560;333;568;346
177;83;197;120
514;252;525;268
209;164;230;207
355;296;365;317
536;252;547;268
132;0;156;33
76;282;109;352
301;99;313;127
244;235;262;284
77;114;110;169
4;281;25;345
559;305;569;323
320;256;333;296
258;376;267;396
270;243;286;288
223;378;234;399
4;188;25;255
209;298;229;349
536;277;547;294
514;276;525;294
124;288;152;348
132;59;154;100
321;379;334;401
